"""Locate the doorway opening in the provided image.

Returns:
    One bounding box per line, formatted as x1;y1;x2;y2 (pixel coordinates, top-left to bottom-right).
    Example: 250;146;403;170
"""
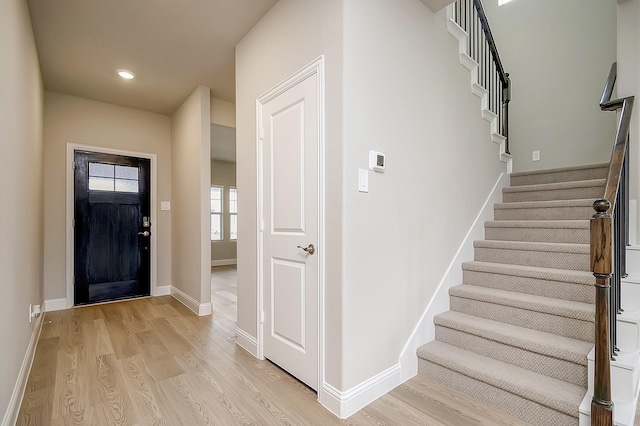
210;123;238;327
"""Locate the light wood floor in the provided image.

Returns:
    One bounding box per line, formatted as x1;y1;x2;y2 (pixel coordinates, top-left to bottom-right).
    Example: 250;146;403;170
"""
16;267;531;425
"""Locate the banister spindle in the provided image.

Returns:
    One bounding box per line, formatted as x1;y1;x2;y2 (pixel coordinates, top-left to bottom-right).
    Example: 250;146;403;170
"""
590;198;613;425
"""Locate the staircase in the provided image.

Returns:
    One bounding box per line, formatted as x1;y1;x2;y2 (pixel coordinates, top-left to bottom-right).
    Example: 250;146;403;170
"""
417;163;610;425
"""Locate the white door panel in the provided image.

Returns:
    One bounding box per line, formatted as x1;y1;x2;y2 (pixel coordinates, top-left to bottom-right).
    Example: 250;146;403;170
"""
261;72;319;390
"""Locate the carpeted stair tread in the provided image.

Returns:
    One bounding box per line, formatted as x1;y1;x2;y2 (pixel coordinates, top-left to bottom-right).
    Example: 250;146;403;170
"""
495;198;595;211
417;341;586;418
449;284;594;322
494;199;595;221
462;261;594;286
502;179;605;202
485;220;589;230
474;240;590;270
434;311;592;365
474;239;589;254
510;163;608;187
484;220;590;244
503;179;605;194
462;261;595;303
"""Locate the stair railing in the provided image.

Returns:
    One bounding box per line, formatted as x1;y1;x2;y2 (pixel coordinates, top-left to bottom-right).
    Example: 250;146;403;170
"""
590;62;634;425
452;0;511;153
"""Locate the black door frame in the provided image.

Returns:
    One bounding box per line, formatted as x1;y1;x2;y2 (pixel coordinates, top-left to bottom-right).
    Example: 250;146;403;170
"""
65;144;158;309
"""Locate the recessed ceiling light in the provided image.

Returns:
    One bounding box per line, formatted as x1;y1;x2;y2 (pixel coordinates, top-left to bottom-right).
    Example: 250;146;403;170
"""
117;70;135;80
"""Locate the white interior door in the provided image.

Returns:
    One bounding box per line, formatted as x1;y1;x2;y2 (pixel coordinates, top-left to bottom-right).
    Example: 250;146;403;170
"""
261;72;320;391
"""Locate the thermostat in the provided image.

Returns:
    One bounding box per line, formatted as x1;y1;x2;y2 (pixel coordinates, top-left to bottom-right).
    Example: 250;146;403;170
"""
369;151;385;172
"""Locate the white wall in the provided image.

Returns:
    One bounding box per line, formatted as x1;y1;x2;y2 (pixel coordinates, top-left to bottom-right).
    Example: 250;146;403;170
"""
236;0;344;387
341;0;505;390
171;86;212;311
211;159;237;262
210;97;236;127
0;0;44;420
483;0;617;172
237;0;506;405
617;0;640;244
42;92;173;302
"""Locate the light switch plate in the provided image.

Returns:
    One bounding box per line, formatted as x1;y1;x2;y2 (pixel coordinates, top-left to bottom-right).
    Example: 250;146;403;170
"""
358;169;368;193
161;201;171;211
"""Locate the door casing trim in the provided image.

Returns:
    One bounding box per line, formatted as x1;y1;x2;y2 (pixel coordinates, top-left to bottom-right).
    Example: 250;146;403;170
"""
255;56;325;400
65;143;158;308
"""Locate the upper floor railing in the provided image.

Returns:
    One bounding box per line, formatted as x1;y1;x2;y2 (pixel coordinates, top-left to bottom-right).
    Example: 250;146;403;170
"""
452;0;511;153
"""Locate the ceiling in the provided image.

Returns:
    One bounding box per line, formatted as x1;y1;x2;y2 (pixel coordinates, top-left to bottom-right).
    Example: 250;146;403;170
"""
26;0;278;116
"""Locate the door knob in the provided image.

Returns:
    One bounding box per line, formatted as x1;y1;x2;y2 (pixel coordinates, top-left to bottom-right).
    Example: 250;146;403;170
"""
138;231;150;237
297;244;315;255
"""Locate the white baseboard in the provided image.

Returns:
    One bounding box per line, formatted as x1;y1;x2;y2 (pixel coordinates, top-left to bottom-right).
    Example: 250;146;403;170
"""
155;285;171;296
44;298;68;312
1;310;44;426
170;286;212;316
398;172;509;381
211;259;237;267
321;364;402;419
235;327;259;358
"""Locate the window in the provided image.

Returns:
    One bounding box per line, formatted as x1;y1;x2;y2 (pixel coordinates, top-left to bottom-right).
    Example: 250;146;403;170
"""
211;186;223;241
88;162;139;193
229;188;237;240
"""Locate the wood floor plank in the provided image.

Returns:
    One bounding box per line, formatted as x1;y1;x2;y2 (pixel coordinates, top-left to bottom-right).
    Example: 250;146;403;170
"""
391;377;529;426
361;394;439;426
23;337;59;393
90;353;137;425
134;329;184;381
59;316;83;352
51;345;89;421
158;374;219;425
103;312;141;360
84;318;115;360
17;388;54;426
118;354;177;425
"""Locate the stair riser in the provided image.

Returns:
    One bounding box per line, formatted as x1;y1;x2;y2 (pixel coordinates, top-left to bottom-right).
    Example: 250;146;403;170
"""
485;226;589;244
503;186;603;203
474;247;590;271
494;206;594;221
436;326;587;387
450;296;594;342
510;167;608;187
417;360;579;425
463;269;595;304
587;355;640;405
617;315;640;353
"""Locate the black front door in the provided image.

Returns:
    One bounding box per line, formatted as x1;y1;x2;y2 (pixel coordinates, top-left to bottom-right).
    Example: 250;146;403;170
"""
74;150;151;305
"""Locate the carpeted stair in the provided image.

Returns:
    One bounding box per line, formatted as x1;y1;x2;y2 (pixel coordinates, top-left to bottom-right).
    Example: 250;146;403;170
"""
417;163;609;425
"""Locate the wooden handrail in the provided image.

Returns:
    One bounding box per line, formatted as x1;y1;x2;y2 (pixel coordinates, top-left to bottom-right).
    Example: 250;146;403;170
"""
473;0;509;87
590;62;635;426
601;97;634;212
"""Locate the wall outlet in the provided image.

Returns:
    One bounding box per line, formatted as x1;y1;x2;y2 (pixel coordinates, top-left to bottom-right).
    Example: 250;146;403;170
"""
532;150;540;161
29;304;41;323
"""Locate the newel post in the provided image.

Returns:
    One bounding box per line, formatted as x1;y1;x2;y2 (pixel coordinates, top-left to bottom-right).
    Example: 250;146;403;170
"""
590;199;614;426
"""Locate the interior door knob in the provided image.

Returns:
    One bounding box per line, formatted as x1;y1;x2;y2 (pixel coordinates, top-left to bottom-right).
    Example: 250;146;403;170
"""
138;231;150;237
297;244;315;255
